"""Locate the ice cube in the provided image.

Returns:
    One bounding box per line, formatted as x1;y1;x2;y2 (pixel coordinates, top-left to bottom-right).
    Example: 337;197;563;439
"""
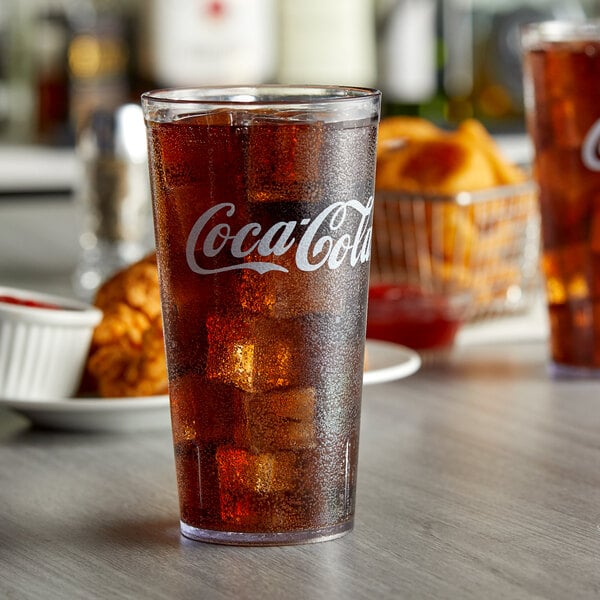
205;313;308;392
216;445;303;527
549;299;595;366
234;387;317;452
237;250;346;318
216;446;298;494
542;242;592;307
246;120;324;203
550;99;580;150
169;372;237;445
537;148;593;234
246;116;376;205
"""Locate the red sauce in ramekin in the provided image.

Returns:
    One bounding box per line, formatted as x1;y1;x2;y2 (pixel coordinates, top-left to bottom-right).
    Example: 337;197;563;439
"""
0;295;63;311
367;283;465;350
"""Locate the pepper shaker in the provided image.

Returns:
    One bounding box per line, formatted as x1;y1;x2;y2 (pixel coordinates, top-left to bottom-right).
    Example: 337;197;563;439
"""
73;103;153;299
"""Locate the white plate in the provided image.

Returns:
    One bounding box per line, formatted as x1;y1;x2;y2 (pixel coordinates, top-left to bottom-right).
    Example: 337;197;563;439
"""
363;339;421;385
0;341;420;432
0;394;171;433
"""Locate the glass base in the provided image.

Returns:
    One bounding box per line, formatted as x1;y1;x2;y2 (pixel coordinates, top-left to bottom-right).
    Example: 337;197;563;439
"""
180;519;353;546
548;361;600;379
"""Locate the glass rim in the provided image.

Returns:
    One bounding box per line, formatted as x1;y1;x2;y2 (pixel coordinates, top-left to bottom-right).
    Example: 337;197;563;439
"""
141;84;382;107
521;18;600;48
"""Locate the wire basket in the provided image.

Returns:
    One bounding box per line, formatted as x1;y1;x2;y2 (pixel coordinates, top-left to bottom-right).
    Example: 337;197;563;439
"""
370;180;541;320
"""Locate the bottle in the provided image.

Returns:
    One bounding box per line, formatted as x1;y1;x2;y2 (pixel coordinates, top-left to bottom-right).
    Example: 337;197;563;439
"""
67;0;131;139
0;2;12;134
32;4;71;144
441;0;475;123
4;0;38;143
277;0;377;87
147;0;277;87
378;0;439;118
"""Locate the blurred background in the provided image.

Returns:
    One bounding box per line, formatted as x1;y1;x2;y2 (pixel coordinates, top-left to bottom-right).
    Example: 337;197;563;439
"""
0;0;597;300
0;0;598;149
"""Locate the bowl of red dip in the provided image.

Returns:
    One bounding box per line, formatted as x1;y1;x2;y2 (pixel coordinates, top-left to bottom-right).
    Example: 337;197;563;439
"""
0;286;102;400
366;283;471;357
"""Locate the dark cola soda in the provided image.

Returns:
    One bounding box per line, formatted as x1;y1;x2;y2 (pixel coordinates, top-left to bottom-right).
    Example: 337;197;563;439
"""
523;23;600;374
143;87;380;544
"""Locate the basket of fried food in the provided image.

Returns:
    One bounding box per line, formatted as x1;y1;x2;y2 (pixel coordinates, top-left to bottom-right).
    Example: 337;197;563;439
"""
372;116;540;321
78;253;168;398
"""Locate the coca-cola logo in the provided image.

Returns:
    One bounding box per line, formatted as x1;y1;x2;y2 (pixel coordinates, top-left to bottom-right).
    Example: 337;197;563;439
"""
186;196;374;275
582;118;600;171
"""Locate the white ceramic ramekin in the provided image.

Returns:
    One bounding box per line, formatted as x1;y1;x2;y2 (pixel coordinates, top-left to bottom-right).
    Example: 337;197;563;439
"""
0;286;103;400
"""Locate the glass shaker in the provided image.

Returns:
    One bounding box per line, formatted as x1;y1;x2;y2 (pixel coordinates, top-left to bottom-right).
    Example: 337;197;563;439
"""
73;103;154;300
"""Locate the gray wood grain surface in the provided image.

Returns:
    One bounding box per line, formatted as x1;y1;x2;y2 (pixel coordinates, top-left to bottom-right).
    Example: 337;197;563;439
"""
2;340;600;600
2;197;599;599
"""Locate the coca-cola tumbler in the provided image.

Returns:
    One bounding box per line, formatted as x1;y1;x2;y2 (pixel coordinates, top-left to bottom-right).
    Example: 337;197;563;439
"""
522;21;600;377
142;86;381;545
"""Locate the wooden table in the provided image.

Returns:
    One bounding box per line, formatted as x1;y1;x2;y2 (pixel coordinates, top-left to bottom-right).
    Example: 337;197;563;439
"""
2;197;600;599
2;339;600;599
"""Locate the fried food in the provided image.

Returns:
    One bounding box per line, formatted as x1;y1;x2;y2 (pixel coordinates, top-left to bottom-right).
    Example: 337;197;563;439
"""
376;136;498;194
94;254;162;322
87;316;167;398
373;116;537;317
455;119;527;185
376;116;526;194
82;253;168;398
377;116;440;156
